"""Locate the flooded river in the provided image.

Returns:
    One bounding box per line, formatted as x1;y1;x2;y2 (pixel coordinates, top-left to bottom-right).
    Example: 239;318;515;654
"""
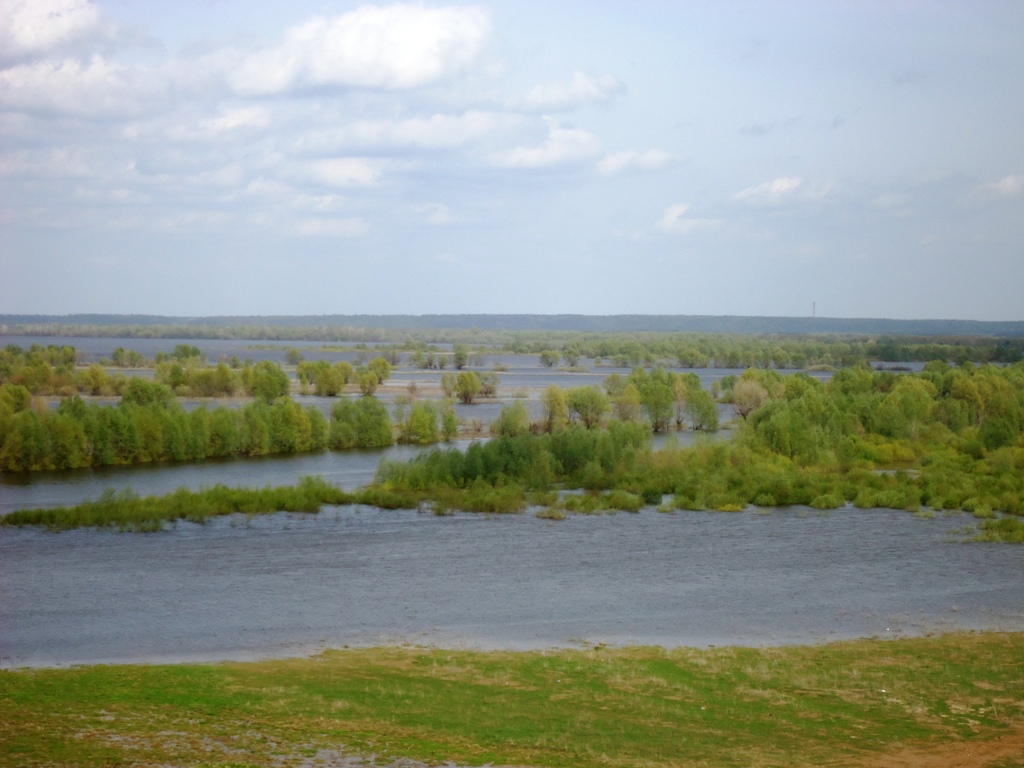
2;503;1022;667
2;337;1010;667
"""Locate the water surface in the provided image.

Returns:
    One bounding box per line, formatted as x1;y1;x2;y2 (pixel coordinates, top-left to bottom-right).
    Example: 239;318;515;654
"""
2;505;1020;667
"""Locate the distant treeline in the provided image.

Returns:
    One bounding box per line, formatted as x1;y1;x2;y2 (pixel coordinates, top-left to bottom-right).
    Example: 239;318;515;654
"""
4;328;1023;368
3;312;1024;337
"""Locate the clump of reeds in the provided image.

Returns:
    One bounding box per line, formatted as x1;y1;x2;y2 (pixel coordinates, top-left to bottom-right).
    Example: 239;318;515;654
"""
2;476;353;532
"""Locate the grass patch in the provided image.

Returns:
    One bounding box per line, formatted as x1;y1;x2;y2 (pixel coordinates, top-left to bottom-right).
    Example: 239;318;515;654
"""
0;476;354;532
974;516;1024;543
1;633;1022;767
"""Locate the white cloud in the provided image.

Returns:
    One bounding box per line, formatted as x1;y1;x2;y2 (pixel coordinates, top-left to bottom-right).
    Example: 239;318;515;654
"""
0;55;161;118
520;70;622;111
413;203;454;224
0;146;99;178
128;106;273;143
970;175;1023;203
292;194;349;213
491;121;602;168
295;217;369;237
73;185;149;204
105;210;234;234
597;149;673;175
302;158;383;187
227;3;491;96
294;111;523;154
735;176;803;204
657;203;723;235
0;0;100;58
198;106;271;136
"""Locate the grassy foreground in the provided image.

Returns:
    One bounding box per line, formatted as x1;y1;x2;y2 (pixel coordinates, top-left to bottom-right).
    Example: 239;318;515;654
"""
2;633;1023;768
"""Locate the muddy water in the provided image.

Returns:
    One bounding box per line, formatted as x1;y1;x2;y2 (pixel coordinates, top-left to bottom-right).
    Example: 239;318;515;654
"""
2;505;1021;667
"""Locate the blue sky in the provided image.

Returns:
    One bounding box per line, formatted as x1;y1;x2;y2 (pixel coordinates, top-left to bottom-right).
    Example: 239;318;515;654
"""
1;0;1022;320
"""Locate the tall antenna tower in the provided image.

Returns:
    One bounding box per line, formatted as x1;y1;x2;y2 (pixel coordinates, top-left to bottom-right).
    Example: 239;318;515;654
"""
812;301;816;319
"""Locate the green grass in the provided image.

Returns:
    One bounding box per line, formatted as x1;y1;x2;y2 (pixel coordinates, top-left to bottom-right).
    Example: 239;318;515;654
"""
0;476;355;531
2;632;1022;767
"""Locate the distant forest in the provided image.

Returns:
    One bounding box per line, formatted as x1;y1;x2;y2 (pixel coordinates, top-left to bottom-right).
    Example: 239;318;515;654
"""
3;313;1024;338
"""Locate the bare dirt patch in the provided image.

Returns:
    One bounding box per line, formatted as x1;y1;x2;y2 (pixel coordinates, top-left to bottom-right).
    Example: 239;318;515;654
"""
851;724;1024;768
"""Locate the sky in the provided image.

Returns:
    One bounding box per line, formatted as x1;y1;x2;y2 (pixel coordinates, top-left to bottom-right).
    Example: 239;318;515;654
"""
1;0;1022;321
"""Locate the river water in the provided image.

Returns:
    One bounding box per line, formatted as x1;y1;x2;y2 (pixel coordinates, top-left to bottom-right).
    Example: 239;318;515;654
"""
2;503;1022;668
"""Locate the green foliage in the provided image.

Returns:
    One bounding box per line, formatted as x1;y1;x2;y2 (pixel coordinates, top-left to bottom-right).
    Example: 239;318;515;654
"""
479;371;499;398
121;377;174;408
731;378;769;420
541;385;570;432
399;402;440;445
441;371;457;398
367;356;392;382
539;349;560;367
0;392;339;472
453;344;469;369
685;389;719;432
615;383;643;422
243;360;290;401
330;397;395;449
441;401;459;441
567;386;610;429
2;476;351;531
357;369;380;396
456;371;481;404
171;343;202;361
491;401;531;437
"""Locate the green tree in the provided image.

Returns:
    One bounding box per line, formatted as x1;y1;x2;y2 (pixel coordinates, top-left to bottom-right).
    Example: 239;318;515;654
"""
48;413;89;469
0;410;48;471
441;402;459;441
453;344;469;370
296;360;328;393
567;386;611;429
246;361;290;402
479;372;499;399
456;371;482;404
122;378;174;409
208;407;240;457
731;379;769;420
639;379;674;431
368;356;392;383
269;399;313;453
539;349;560;367
357;370;380;396
330;397;394;449
441;371;457;399
400;402;440;445
685;389;719;431
314;365;345;396
308;407;328;449
491;401;531;437
77;364;111;396
542;385;570;432
239;401;272;455
172;344;202;362
615;383;642;422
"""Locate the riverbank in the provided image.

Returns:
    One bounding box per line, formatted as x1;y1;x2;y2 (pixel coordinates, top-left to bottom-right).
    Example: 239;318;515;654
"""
3;631;1022;768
